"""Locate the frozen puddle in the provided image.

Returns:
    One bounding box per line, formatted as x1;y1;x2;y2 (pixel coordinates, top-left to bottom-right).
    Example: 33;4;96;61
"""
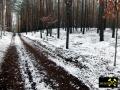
15;34;51;90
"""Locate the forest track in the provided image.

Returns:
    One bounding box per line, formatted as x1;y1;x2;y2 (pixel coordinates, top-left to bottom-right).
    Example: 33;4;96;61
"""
20;35;89;90
21;35;88;71
0;34;89;90
15;35;52;90
0;35;24;90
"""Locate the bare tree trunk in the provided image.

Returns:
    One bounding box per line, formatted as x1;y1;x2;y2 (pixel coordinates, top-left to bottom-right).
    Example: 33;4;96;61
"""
81;0;84;32
57;0;60;38
99;1;105;41
65;0;72;49
3;0;6;35
112;19;115;38
0;2;3;38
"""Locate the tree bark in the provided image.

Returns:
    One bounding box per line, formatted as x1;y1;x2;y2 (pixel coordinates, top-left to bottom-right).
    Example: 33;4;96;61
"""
65;0;72;49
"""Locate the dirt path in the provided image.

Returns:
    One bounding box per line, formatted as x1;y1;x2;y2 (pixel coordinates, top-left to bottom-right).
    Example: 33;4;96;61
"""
21;35;89;90
0;34;89;90
15;35;52;90
0;37;24;90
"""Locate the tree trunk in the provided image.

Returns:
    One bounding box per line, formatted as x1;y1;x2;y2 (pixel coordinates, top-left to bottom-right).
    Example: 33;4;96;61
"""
99;1;105;41
3;0;6;35
57;0;60;38
65;0;72;49
112;19;115;38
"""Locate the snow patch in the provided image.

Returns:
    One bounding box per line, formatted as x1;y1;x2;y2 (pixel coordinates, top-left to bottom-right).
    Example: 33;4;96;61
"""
0;32;13;72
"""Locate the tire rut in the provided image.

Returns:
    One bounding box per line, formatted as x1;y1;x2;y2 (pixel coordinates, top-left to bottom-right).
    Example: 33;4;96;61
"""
20;36;89;90
0;42;24;90
15;35;52;90
22;35;89;71
25;60;36;90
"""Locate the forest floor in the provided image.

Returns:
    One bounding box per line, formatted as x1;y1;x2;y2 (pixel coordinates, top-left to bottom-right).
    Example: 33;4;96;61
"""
0;34;89;90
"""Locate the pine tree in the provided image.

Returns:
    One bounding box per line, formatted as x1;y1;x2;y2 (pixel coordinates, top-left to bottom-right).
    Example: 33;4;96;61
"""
65;0;72;49
57;0;60;38
98;0;105;41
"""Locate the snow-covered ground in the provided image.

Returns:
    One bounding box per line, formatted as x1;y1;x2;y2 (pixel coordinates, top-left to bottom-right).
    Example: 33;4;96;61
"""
22;28;120;90
0;31;13;72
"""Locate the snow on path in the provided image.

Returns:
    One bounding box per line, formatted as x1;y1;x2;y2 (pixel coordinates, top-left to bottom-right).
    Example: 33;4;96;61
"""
22;28;120;90
21;36;92;89
0;32;13;72
15;34;51;90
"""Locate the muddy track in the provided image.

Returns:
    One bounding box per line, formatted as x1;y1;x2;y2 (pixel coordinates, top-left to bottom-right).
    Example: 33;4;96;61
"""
22;36;88;70
0;45;24;90
19;47;59;90
20;36;89;90
15;36;49;90
24;60;36;90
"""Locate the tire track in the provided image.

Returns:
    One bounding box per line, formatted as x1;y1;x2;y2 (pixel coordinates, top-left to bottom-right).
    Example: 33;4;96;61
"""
20;35;89;90
15;35;52;90
22;35;89;70
0;35;24;90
